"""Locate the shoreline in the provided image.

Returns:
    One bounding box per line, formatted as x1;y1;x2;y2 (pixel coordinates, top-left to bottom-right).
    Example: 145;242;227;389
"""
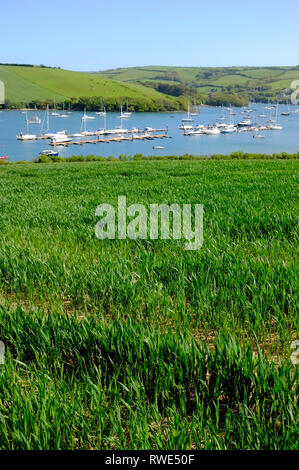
1;151;298;165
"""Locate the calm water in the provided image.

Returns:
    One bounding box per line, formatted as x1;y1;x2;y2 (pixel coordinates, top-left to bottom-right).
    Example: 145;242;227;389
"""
0;104;299;162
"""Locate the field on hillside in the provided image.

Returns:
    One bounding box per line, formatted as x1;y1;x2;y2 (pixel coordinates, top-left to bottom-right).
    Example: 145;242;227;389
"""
99;65;299;96
0;159;298;450
0;65;178;106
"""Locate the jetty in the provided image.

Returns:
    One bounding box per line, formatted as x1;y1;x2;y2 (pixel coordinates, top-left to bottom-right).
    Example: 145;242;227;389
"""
50;133;170;147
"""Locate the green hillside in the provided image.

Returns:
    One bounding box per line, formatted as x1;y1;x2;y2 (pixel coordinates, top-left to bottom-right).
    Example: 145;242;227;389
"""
98;65;299;102
0;65;181;110
2;64;298;109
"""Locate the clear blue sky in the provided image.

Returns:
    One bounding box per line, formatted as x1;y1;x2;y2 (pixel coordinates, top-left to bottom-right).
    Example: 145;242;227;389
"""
1;0;298;70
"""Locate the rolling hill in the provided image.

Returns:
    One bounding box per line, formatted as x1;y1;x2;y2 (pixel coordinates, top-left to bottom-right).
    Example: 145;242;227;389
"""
98;65;299;102
1;64;298;109
98;65;299;89
0;65;181;109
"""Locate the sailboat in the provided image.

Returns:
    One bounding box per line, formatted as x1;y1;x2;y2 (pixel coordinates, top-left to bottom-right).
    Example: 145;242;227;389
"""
181;102;194;122
122;101;132;117
270;105;283;130
96;104;107;116
27;106;41;124
41;105;68;138
190;102;199;116
216;106;226;121
118;104;131;119
281;101;291;116
58;102;69;118
82;107;95;120
16;110;37;140
265;99;275;110
51;100;60;116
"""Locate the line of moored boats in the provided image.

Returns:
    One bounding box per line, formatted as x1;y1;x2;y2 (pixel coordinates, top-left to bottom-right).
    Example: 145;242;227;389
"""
179;103;292;138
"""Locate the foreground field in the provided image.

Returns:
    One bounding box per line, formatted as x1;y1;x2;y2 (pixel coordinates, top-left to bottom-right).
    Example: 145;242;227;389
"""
0;159;298;449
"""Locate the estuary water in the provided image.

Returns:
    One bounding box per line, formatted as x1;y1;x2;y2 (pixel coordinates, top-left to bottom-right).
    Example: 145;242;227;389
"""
0;103;298;162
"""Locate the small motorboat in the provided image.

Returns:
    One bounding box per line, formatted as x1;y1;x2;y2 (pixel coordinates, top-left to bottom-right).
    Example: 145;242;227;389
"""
153;145;164;149
39;150;59;156
0;156;8;160
253;134;265;139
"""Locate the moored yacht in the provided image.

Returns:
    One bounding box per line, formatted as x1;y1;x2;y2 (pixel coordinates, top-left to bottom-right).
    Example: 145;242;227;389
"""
181;102;194;122
204;127;221;135
237;119;252;127
82;108;96;120
221;125;236;133
16;132;37;140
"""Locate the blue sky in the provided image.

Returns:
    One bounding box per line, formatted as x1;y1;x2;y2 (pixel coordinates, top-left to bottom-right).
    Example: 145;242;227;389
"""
1;0;298;70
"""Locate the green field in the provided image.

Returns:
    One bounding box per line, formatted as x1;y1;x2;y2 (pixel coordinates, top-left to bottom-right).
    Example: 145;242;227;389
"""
0;65;179;107
0;159;298;449
99;65;299;102
99;65;299;88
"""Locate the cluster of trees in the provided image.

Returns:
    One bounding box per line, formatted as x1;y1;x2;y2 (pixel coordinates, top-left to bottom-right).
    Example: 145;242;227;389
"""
140;81;250;107
69;96;183;112
3;95;184;112
152;71;180;82
142;81;196;98
0;63;60;68
0;63;34;67
204;92;248;107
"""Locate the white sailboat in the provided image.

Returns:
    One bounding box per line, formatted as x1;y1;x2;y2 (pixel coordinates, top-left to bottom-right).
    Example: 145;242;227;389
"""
57;102;69;118
281;101;291;116
27;106;41;124
122;101;133;117
96;105;107;117
82;107;95;120
51;100;60;116
181;102;194;122
270;105;283;130
118;104;131;119
16;110;37;140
